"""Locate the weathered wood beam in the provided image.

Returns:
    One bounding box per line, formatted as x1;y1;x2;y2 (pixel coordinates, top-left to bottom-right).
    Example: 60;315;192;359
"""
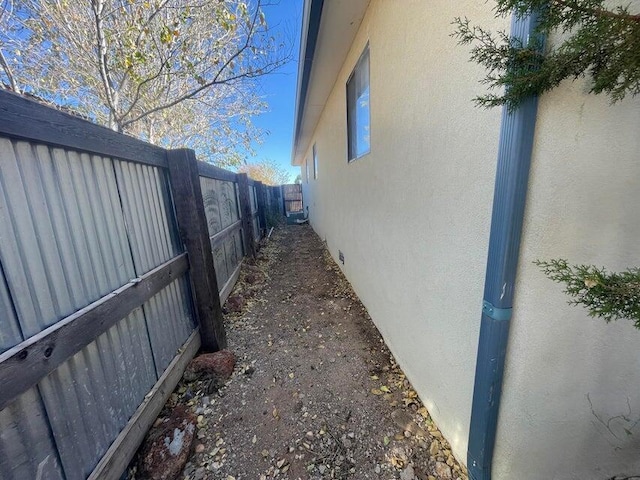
237;173;257;259
209;219;243;250
197;161;238;182
256;181;268;236
166;148;226;352
0;90;167;167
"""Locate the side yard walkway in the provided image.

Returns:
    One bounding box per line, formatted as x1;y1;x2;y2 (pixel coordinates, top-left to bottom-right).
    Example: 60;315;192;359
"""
144;225;467;480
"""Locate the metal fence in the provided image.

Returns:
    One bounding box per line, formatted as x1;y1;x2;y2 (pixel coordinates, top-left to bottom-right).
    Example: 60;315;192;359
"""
0;91;282;480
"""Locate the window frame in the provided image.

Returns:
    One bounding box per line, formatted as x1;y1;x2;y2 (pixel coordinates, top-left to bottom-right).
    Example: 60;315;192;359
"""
313;143;318;180
346;43;371;163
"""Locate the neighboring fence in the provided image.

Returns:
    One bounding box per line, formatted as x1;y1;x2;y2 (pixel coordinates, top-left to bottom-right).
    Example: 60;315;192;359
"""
0;91;282;480
283;183;303;213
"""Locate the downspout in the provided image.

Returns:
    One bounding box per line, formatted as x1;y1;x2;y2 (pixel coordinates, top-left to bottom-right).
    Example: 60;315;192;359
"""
467;11;545;480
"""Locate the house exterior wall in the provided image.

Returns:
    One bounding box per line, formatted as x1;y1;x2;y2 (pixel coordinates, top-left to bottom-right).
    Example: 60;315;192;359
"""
298;1;640;478
494;80;640;477
298;0;509;462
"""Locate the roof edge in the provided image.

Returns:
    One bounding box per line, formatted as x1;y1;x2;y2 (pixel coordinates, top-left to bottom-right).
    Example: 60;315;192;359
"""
290;0;324;166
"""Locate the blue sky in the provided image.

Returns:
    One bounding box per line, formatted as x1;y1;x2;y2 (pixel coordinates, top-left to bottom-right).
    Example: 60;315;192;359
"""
248;1;303;183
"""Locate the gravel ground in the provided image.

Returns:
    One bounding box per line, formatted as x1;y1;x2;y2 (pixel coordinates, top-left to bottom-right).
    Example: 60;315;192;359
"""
143;224;468;480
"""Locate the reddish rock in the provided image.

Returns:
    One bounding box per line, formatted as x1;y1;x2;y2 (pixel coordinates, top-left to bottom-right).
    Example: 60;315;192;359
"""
185;350;236;381
139;406;196;480
225;294;244;313
245;273;260;284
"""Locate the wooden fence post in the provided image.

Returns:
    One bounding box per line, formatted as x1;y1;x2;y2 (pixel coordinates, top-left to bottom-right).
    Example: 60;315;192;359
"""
166;148;226;351
237;173;257;259
256;181;268;233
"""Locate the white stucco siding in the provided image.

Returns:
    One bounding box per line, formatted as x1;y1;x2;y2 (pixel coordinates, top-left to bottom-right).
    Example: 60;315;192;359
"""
298;0;510;462
495;79;640;478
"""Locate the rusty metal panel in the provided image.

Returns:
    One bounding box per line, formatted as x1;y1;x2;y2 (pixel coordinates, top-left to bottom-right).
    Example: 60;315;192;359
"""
0;388;64;480
38;307;156;479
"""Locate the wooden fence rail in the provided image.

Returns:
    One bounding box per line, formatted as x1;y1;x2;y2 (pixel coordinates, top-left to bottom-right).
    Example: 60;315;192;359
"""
0;90;284;480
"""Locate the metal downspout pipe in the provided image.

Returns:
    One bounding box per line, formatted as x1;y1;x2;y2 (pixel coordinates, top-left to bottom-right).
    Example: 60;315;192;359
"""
467;11;544;480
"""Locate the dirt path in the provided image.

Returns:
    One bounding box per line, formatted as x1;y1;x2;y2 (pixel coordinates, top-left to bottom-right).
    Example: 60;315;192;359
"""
174;225;467;480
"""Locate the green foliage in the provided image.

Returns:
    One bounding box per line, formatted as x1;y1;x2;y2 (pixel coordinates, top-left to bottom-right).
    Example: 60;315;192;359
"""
534;259;640;329
452;1;640;109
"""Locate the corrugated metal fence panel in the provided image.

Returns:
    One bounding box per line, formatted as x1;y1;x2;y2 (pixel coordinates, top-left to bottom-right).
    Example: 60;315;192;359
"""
0;264;21;355
0;388;64;480
0;141;136;336
114;160;195;374
38;307;156;480
200;177;243;291
0;139;159;478
140;275;195;373
0;256;64;480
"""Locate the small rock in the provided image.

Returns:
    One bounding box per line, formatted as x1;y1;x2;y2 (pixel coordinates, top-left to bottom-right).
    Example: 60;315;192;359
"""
245;273;261;284
193;468;205;480
400;464;416;480
434;462;453;479
195;444;205;453
225;295;244;313
184;350;236;381
138;406;197;480
391;410;429;438
429;440;440;456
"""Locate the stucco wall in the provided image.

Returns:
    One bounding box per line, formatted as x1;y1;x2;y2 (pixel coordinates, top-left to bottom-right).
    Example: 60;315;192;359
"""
297;0;509;463
494;79;640;478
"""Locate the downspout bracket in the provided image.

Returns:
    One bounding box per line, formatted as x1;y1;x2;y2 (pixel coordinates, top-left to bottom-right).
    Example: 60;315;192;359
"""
482;301;512;322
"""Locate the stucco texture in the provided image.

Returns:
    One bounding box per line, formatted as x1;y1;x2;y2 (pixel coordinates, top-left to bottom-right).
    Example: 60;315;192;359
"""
298;0;509;465
494;79;640;478
297;1;640;478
